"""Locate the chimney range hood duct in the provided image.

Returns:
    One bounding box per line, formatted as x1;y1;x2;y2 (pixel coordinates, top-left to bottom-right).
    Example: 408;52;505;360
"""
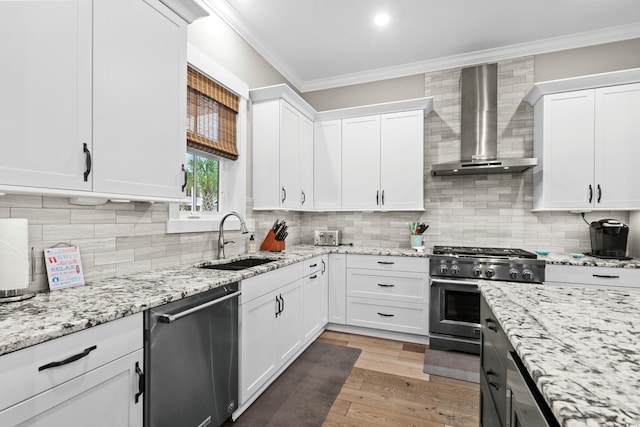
430;63;537;176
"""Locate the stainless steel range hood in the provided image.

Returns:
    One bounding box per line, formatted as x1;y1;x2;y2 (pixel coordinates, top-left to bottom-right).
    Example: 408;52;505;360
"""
430;63;537;177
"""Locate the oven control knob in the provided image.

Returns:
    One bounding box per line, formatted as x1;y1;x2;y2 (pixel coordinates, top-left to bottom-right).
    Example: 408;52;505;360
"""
485;269;495;278
509;269;520;280
472;267;482;277
450;265;460;276
522;270;535;281
439;264;449;275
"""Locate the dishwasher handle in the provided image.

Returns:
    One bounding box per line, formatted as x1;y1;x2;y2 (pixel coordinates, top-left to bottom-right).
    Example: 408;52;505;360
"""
157;290;241;324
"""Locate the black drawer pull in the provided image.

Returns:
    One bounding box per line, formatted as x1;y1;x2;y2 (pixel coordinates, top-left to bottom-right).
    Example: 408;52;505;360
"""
39;345;97;371
309;263;317;268
377;261;395;265
135;362;144;403
484;318;497;332
309;274;318;279
593;274;620;279
377;283;395;288
377;312;394;317
486;369;500;390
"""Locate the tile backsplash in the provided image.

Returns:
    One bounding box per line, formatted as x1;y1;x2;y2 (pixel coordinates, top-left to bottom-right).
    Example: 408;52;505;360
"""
2;54;630;293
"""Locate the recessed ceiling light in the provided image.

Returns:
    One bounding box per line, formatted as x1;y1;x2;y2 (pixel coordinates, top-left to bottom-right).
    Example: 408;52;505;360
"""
374;13;390;26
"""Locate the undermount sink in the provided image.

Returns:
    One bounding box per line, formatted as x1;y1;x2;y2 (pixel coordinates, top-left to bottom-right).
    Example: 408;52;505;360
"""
199;257;279;271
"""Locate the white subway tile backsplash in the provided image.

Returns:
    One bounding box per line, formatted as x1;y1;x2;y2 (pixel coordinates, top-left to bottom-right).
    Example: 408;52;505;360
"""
43;224;94;241
94;249;135;266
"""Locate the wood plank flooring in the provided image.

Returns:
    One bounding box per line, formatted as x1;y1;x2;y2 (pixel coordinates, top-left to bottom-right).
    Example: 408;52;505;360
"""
318;331;480;427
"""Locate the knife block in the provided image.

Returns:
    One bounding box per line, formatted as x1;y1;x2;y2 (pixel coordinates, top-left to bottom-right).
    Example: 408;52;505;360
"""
260;230;285;252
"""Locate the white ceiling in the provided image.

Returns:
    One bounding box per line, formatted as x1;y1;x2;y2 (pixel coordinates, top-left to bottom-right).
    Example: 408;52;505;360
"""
204;0;640;92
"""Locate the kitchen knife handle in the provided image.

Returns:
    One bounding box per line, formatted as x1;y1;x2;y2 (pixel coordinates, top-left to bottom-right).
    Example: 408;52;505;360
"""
83;143;92;182
588;184;593;203
281;187;287;203
181;164;188;192
597;184;602;203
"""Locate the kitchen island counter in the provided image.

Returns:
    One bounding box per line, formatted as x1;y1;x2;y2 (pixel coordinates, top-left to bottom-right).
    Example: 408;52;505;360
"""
480;281;640;426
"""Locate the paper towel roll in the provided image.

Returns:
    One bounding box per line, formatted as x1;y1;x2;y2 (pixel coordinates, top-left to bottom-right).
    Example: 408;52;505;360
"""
0;219;29;291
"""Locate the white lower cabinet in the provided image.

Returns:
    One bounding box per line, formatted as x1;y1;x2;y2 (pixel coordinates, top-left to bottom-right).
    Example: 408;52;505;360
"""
301;256;328;345
545;264;640;290
345;255;429;335
0;314;143;427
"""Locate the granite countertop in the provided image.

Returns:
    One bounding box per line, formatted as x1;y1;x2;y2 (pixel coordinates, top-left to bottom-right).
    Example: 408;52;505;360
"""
539;252;640;268
0;245;429;357
480;281;640;427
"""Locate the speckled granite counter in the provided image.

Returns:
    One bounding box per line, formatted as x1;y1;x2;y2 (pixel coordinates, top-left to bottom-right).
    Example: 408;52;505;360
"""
537;252;640;268
0;245;429;357
480;281;640;427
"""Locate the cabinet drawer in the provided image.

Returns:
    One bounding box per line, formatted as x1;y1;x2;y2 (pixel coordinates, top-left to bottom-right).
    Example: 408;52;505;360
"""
347;254;428;273
241;262;304;303
545;264;640;289
481;299;511;366
0;313;142;411
346;297;427;335
303;256;325;277
481;336;507;426
346;269;428;303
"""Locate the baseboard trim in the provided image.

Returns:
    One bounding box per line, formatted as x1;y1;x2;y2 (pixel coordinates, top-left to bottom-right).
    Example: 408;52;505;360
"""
326;323;429;345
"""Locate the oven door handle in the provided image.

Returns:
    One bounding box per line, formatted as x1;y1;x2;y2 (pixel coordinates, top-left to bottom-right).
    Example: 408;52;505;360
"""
431;278;479;287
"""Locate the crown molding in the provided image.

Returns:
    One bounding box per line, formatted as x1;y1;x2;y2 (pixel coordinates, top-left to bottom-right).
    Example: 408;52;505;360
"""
197;3;640;93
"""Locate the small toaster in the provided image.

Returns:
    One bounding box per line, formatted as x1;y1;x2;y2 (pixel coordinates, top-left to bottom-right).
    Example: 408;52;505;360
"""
314;230;341;246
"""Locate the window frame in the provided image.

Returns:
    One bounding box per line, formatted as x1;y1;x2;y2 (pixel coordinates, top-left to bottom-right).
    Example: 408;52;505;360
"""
167;44;249;234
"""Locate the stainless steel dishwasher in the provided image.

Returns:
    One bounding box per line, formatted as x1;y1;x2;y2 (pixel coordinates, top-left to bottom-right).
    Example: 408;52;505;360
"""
144;283;240;427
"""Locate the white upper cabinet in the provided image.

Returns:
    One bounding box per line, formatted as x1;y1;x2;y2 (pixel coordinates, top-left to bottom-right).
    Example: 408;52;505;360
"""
251;95;315;210
0;0;206;201
313;120;342;210
251;84;432;211
342;110;425;211
93;0;188;199
0;0;92;192
530;77;640;211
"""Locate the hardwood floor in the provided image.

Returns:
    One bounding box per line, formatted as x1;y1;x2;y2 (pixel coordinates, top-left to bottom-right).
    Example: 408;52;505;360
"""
318;331;480;427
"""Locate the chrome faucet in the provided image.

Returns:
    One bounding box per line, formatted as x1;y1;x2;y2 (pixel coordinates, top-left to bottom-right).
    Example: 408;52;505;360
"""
217;211;249;259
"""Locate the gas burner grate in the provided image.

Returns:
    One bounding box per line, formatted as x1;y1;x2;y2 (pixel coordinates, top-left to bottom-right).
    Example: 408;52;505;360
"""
433;246;537;259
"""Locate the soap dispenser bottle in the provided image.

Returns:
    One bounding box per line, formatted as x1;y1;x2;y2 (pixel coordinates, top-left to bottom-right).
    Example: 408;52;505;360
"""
248;234;256;253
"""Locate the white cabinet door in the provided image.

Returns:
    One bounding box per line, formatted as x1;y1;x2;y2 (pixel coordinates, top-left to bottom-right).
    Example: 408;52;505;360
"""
92;0;186;199
299;115;314;210
302;272;322;344
538;90;595;209
240;291;278;404
0;0;92;192
328;254;347;324
380;110;424;210
594;83;640;208
252;101;281;210
341;115;381;209
0;350;143;427
279;102;302;209
314;120;342;209
275;279;303;365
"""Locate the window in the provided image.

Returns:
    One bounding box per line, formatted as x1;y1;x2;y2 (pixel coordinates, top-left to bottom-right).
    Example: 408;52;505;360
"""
167;46;249;234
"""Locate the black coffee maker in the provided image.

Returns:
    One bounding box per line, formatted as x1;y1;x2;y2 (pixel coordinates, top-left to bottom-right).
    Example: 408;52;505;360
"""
589;219;630;259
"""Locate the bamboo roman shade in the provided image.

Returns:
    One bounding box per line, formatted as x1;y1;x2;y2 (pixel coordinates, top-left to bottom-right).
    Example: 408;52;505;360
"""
187;66;239;160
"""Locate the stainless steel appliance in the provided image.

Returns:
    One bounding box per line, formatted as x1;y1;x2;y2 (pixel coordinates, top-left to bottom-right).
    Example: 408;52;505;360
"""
144;283;240;427
431;64;537;176
429;246;545;354
314;229;341;246
588;218;630;259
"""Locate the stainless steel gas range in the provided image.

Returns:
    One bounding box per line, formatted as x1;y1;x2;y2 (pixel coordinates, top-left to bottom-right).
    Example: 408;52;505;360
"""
429;246;545;355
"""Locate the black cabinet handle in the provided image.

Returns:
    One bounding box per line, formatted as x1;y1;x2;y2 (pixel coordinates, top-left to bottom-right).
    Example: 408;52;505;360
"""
280;294;284;313
181;164;187;192
321;259;326;274
377;312;394;317
376;190;379;205
486;369;500;390
597;184;602;203
309;263;317;268
301;190;306;205
309;274;318;279
593;274;620;279
39;345;97;371
484;318;497;332
83;143;92;182
377;261;395;265
377;283;395;288
381;190;385;205
588;184;593;203
282;187;287;203
275;296;281;317
135;362;144;404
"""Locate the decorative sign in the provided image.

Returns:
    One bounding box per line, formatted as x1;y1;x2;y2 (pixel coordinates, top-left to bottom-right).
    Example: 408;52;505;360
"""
44;246;85;291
